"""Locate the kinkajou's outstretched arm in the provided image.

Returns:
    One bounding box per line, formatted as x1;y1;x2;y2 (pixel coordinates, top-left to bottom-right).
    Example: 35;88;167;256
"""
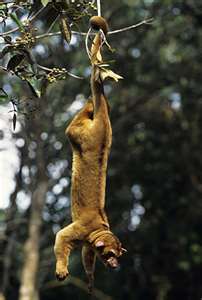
54;222;85;280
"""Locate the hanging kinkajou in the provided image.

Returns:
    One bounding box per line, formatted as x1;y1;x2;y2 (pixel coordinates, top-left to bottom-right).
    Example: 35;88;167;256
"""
54;16;126;291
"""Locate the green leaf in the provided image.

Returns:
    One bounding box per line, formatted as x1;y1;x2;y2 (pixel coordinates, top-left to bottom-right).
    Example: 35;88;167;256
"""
10;13;24;32
100;67;123;82
26;78;41;98
0;89;8;103
22;49;37;74
0;45;12;59
0;95;8;103
7;54;25;71
41;0;49;7
0;4;7;10
40;78;49;96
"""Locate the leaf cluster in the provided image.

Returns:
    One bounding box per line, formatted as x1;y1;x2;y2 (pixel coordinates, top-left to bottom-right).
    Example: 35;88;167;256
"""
0;0;95;99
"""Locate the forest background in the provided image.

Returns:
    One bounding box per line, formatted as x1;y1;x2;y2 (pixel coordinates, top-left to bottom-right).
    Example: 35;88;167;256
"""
0;0;202;299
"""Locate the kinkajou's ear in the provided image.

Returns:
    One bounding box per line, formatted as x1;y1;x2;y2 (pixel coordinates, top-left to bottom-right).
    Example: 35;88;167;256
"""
95;240;105;248
121;248;127;254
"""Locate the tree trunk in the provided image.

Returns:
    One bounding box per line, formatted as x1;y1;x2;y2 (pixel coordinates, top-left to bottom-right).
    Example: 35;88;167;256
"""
19;108;48;300
0;166;23;300
0;294;6;300
19;180;48;300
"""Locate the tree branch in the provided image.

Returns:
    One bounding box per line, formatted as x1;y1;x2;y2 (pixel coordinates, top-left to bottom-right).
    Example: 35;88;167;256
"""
0;17;153;38
35;18;153;40
42;276;113;300
37;64;83;80
108;18;154;34
0;63;83;80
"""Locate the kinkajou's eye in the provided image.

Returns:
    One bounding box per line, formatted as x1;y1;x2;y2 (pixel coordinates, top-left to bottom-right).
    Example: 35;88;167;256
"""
102;250;116;260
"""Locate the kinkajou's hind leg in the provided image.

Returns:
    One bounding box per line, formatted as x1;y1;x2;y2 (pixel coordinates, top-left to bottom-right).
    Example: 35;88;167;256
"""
54;222;84;280
82;243;96;293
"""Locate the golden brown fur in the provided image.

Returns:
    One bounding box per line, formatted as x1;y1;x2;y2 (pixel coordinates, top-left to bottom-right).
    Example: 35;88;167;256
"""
54;19;126;290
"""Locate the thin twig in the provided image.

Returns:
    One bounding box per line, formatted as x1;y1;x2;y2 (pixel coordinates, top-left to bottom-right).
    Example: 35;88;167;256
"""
35;31;61;39
0;66;8;72
97;0;101;17
0;17;153;39
29;5;45;22
37;64;83;80
37;65;53;72
35;18;153;40
60;71;83;80
100;29;113;51
85;28;92;60
108;18;154;34
0;64;83;80
36;30;84;40
46;15;59;35
0;26;18;36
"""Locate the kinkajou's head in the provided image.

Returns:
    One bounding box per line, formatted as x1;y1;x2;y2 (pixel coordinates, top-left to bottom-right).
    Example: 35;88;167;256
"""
90;16;109;35
93;233;127;268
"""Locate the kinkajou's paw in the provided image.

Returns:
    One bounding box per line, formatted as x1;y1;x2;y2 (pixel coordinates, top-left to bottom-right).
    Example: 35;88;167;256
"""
55;265;69;281
55;269;69;281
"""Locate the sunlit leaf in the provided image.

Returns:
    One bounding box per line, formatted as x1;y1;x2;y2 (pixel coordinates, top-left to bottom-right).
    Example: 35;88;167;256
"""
26;78;41;98
91;35;102;64
7;54;25;71
0;4;7;9
0;88;8;103
0;95;8;103
100;67;123;82
10;13;24;31
41;0;49;7
22;49;37;74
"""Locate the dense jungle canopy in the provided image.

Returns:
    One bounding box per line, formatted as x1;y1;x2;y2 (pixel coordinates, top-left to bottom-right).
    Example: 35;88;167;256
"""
0;0;202;300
